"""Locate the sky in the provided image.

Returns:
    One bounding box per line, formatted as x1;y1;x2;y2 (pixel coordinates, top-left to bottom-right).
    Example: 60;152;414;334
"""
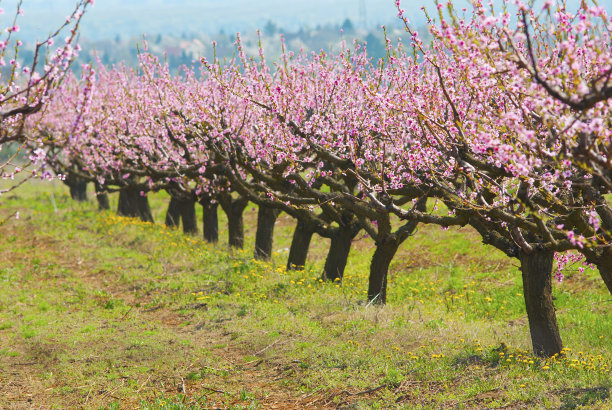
3;0;609;43
8;0;406;42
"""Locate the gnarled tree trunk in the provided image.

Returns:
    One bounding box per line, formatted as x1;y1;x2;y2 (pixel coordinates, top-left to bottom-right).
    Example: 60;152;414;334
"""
580;183;612;294
598;261;612;295
201;199;219;243
254;206;280;260
165;194;198;235
584;249;612;295
117;188;154;223
68;177;88;202
178;196;198;235
367;199;425;305
519;249;563;357
94;182;110;210
287;219;314;270
322;224;358;281
165;197;181;228
227;205;245;248
219;194;248;249
367;237;401;305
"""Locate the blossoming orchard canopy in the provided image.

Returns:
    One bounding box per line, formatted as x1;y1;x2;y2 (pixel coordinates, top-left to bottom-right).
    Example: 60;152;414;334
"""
36;0;611;265
1;0;93;198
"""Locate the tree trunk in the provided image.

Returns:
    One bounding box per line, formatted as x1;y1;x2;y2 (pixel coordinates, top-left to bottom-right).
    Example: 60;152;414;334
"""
201;200;219;243
165;197;180;228
117;188;154;223
287;219;314;270
595;256;612;295
117;190;132;218
179;196;198;235
94;183;110;211
254;206;280;260
69;178;88;202
227;206;245;248
322;225;355;281
582;249;612;295
219;195;248;249
366;209;422;305
519;249;563;357
367;237;401;305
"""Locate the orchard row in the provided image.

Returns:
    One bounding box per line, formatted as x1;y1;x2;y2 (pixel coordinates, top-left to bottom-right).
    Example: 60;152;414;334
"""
4;0;612;358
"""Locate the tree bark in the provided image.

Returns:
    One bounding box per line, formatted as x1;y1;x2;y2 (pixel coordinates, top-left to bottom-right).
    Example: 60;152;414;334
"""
165;197;180;228
219;194;248;249
287;219;314;270
254;206;280;260
117;188;154;223
366;199;424;305
367;237;401;305
322;225;356;281
68;178;88;202
519;249;563;357
597;261;612;295
582;249;612;295
201;200;219;243
178;196;198;235
94;182;110;211
582;183;612;294
227;205;245;248
591;252;612;295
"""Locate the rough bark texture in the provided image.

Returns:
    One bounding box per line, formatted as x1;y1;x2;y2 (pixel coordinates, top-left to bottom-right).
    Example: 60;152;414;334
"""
227;207;245;248
254;206;280;260
94;183;110;211
287;219;314;270
165;197;181;228
322;225;355;281
165;194;198;235
367;199;425;305
585;249;612;295
367;238;401;305
201;200;219;243
519;249;563;357
68;178;88;202
598;261;612;295
117;188;154;223
178;197;198;235
219;194;248;249
581;182;612;294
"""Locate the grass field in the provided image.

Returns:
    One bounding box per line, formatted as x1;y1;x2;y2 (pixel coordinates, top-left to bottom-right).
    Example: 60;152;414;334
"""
0;181;610;409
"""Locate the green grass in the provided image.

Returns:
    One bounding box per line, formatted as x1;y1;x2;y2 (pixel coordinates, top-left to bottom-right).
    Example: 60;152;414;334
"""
0;180;610;408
